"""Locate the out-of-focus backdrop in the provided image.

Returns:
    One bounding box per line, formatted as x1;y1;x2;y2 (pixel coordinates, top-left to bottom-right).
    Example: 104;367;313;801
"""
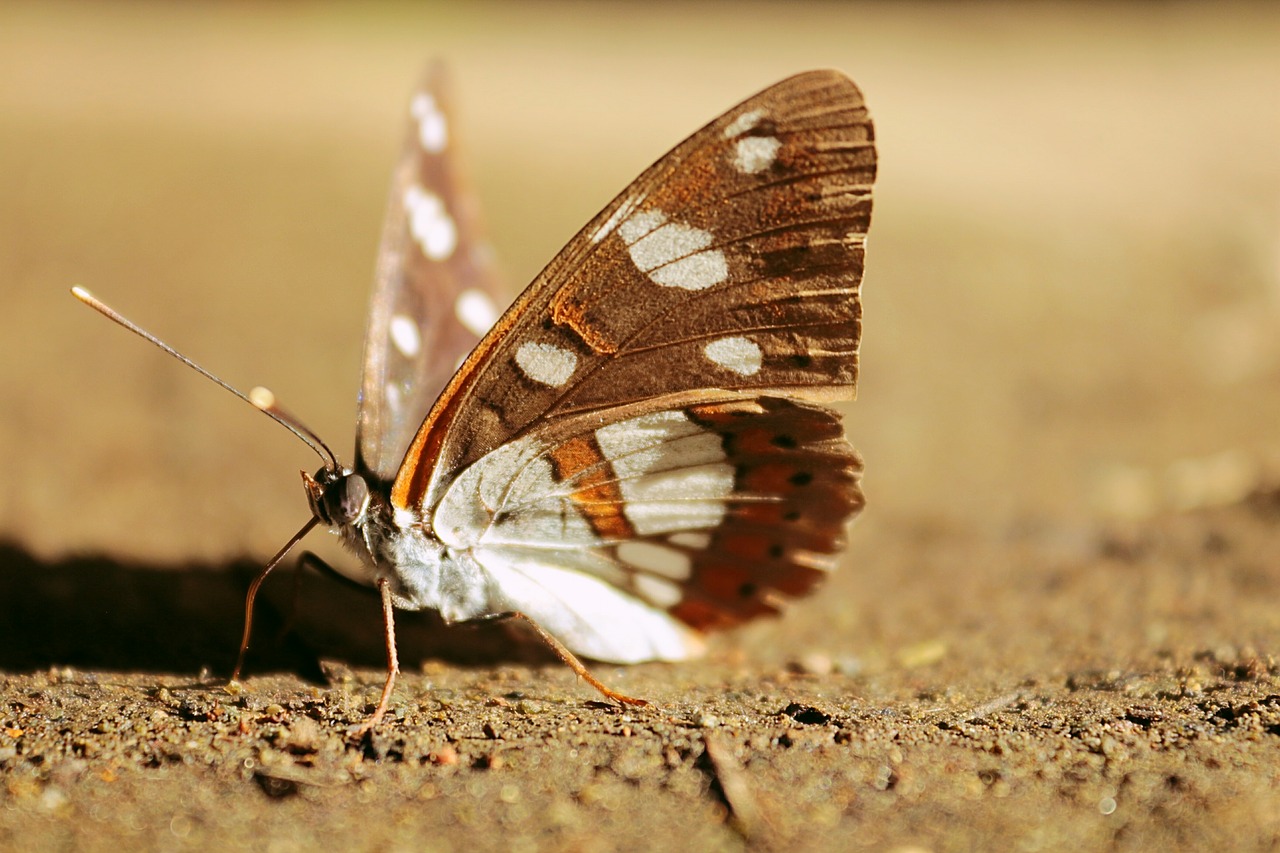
3;1;1278;569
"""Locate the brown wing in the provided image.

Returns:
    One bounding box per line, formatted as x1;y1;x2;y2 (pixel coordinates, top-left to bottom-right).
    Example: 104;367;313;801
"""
356;62;507;484
393;70;875;514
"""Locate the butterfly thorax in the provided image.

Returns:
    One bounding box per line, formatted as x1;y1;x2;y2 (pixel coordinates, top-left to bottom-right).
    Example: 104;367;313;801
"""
301;465;485;618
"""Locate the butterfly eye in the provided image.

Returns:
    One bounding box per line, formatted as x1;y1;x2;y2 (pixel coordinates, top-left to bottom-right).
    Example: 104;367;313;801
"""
325;474;371;526
304;469;370;527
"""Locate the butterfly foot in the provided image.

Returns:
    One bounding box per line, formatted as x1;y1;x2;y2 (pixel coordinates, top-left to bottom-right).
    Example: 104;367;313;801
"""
346;718;378;740
607;691;650;708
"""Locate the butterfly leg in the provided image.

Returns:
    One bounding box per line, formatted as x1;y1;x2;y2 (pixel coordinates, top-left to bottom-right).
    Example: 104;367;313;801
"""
497;611;649;708
274;550;323;643
351;577;401;736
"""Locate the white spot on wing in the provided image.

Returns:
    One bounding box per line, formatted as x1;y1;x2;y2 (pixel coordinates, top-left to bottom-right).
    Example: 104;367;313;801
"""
704;336;762;376
620;466;733;535
455;288;499;337
389;314;421;357
618;209;728;291
403;185;457;260
734;136;781;174
724;109;764;138
633;574;683;609
669;531;712;550
617;541;692;580
515;342;578;387
590;192;646;244
595;411;711;478
649;252;730;290
595;411;733;535
410;93;448;153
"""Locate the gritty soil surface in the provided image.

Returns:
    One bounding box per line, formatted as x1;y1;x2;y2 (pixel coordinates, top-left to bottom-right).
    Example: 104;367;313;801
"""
4;3;1279;851
5;499;1280;851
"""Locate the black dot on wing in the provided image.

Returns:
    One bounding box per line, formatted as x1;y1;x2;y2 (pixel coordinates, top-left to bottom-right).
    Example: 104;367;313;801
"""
789;471;813;487
771;434;798;449
768;543;785;559
738;582;757;598
783;509;802;522
790;354;813;368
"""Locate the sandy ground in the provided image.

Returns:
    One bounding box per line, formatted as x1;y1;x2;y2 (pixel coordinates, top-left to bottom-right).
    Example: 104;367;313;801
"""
3;2;1279;850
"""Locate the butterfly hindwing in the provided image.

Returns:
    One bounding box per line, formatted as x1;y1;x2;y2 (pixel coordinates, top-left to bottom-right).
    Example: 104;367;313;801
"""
356;63;507;484
429;397;862;659
392;70;875;513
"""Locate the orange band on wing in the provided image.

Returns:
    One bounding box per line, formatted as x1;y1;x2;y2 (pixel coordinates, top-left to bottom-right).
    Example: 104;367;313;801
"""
548;435;635;541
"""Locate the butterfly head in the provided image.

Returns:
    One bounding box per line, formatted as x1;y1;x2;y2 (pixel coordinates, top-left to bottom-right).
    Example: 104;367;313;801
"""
302;467;371;529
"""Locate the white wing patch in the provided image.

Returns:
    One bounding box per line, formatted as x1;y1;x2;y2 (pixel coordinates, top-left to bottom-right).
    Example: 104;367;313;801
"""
389;314;421;357
455;288;500;337
616;541;692;580
618;209;728;291
723;108;765;138
633;574;683;609
668;531;712;550
410;92;448;153
589;191;648;245
474;547;703;662
703;336;762;376
515;341;578;387
733;135;781;174
403;185;458;260
595;411;733;535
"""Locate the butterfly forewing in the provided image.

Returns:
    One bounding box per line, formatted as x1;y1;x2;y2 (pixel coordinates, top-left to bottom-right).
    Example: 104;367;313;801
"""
356;63;507;484
393;70;875;513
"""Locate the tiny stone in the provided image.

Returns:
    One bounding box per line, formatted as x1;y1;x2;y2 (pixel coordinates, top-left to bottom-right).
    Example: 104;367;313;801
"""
40;787;68;811
428;746;459;766
835;655;864;677
790;652;834;675
285;717;321;754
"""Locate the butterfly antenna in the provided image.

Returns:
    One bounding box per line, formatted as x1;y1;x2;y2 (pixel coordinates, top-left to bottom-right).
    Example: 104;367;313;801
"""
71;286;341;471
245;386;341;472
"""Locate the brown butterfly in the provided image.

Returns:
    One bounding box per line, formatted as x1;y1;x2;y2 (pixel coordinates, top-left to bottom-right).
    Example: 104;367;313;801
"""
75;66;875;732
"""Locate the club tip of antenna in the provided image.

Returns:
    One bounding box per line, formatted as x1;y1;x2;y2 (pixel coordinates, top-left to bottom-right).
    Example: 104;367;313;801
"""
248;386;276;411
71;285;93;302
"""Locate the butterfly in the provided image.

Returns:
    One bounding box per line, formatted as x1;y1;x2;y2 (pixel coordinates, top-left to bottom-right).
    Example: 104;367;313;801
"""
75;65;875;733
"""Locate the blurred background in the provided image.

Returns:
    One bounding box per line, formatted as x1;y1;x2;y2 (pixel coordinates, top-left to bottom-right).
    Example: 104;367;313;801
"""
3;1;1277;575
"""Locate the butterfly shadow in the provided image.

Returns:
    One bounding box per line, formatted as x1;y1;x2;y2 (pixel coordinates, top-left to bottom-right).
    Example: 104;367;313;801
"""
0;540;550;683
